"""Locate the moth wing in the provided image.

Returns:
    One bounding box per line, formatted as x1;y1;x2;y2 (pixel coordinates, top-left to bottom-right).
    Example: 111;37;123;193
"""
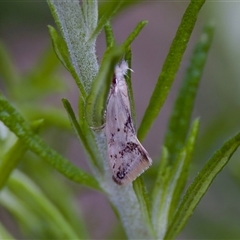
106;71;152;185
112;134;152;185
106;89;152;185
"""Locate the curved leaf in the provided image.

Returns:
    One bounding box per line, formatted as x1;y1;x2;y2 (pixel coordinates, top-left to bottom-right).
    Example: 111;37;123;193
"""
164;131;240;239
122;21;148;49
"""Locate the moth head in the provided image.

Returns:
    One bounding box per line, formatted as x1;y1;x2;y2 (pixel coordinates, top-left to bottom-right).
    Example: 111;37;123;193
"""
114;60;132;80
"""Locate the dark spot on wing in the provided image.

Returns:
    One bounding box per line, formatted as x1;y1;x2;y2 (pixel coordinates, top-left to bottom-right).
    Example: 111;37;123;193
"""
123;114;135;135
117;141;150;165
108;132;115;146
117;171;125;179
112;175;122;185
119;141;139;158
112;76;117;85
127;142;139;151
112;165;129;185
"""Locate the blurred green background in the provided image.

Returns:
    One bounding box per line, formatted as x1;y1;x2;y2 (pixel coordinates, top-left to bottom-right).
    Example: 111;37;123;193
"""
1;1;240;239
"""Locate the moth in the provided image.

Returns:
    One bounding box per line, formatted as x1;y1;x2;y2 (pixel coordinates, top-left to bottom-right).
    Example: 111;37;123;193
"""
105;60;152;185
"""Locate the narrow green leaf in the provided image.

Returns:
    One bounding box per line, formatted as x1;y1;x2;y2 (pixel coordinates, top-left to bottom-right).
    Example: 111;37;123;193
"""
47;0;98;92
164;23;214;164
151;146;169;200
154;150;187;239
122;21;148;49
86;46;124;127
167;119;200;223
0;93;100;190
138;0;206;141
164;131;240;239
89;0;123;41
152;22;213;238
48;25;86;99
0;189;43;237
48;25;70;70
77;95;104;173
151;119;199;238
124;49;136;127
78;95;86;131
133;177;155;238
8;171;80;239
24;158;89;238
151;147;170;232
0;120;43;190
0;139;28;190
104;22;115;47
62;98;102;171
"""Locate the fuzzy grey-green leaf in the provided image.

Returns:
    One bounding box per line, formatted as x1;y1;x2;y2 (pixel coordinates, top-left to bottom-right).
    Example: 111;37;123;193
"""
47;0;98;92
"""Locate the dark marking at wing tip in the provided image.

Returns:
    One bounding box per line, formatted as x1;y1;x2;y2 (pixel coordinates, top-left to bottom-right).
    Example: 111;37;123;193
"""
112;170;126;185
112;175;123;185
117;171;125;179
138;147;152;164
